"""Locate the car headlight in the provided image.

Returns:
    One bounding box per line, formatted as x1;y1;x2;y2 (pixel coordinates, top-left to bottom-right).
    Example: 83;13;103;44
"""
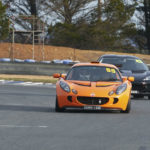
72;89;78;94
59;81;70;93
108;90;114;96
143;76;150;81
116;83;127;95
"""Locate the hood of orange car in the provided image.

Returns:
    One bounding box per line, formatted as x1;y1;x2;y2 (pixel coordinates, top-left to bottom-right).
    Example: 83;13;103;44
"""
69;80;121;86
67;80;122;97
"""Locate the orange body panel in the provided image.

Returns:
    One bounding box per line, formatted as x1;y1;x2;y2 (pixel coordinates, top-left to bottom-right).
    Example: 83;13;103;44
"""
55;62;132;111
56;79;131;111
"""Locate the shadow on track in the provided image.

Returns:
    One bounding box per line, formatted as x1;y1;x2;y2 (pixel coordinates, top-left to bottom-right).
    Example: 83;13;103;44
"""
56;109;123;114
0;104;55;112
0;104;132;114
0;104;125;114
0;92;53;97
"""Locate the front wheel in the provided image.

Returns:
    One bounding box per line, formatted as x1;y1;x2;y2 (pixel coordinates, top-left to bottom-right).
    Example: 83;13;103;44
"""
121;100;131;113
55;97;64;112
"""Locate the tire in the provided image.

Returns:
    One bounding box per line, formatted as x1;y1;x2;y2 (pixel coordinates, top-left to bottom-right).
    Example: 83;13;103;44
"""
55;97;64;112
148;96;150;100
121;100;131;113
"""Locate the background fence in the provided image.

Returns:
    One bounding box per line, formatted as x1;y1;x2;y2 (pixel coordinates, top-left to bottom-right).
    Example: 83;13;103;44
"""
0;62;150;76
0;62;71;76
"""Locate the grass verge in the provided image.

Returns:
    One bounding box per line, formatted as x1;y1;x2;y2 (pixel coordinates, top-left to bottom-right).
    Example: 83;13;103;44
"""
0;74;58;84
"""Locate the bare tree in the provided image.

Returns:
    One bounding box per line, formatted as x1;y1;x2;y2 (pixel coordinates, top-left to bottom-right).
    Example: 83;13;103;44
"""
43;0;95;24
2;0;44;30
2;0;46;44
97;0;102;20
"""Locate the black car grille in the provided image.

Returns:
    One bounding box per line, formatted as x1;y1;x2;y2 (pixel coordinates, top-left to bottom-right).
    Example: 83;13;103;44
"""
77;96;109;105
132;83;150;92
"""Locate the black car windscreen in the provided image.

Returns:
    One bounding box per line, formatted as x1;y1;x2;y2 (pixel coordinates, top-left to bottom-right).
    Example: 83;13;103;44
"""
101;58;149;71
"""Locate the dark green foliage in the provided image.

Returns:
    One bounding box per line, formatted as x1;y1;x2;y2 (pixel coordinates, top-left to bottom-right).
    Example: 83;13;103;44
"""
132;0;150;53
48;0;137;52
49;23;80;48
137;0;150;53
0;1;9;40
2;0;138;52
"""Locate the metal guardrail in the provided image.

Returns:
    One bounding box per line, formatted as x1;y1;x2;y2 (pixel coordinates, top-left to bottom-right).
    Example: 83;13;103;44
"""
0;62;150;76
0;62;71;76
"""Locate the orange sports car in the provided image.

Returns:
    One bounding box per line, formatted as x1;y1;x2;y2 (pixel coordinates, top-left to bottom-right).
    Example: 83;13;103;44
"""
53;62;134;113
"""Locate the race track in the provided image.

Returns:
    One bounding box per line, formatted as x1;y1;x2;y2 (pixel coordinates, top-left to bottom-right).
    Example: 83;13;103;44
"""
0;85;150;150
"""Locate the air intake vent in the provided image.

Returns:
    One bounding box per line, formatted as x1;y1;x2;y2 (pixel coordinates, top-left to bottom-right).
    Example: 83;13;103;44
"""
77;96;109;105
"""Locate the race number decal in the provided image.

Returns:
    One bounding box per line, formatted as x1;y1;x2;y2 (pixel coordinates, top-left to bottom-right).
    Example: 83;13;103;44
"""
111;69;116;73
106;68;111;72
106;68;116;73
136;59;142;63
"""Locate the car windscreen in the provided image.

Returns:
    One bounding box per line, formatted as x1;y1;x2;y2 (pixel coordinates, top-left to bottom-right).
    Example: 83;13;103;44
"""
66;66;122;82
100;57;149;72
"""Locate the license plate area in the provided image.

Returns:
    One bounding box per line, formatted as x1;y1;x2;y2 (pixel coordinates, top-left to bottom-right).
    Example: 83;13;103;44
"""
84;106;101;110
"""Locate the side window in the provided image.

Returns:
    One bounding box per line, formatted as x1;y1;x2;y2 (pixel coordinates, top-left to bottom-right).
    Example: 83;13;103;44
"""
67;70;73;80
115;71;121;80
97;57;102;62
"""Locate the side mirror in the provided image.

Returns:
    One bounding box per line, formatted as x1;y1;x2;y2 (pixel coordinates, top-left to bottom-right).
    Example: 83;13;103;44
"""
53;73;61;78
128;76;134;82
53;73;67;79
61;74;66;79
122;76;127;82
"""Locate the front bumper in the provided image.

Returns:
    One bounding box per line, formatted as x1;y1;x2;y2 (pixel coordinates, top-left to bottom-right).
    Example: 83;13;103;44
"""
131;81;150;96
63;106;122;111
57;91;130;111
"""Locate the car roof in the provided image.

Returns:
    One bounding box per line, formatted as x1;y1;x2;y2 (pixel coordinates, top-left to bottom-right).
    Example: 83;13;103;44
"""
72;62;118;70
100;54;140;59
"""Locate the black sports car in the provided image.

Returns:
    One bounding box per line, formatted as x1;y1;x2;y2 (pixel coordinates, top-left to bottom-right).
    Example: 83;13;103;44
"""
98;54;150;99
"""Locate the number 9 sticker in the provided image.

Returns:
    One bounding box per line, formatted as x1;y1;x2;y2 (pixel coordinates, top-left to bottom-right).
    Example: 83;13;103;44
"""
106;68;116;73
136;59;142;63
106;68;111;72
111;69;116;73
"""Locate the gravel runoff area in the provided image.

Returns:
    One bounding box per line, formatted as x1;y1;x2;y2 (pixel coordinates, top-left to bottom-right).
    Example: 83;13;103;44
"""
0;74;57;83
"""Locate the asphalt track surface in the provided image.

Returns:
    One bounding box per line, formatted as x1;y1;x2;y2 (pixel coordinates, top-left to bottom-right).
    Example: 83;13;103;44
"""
0;85;150;150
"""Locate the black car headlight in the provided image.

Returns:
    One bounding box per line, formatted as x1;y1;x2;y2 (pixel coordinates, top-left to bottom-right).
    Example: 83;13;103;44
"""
116;83;127;95
59;81;70;93
143;76;150;81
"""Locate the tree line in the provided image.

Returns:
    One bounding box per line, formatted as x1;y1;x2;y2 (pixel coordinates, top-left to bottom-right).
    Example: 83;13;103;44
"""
0;0;150;54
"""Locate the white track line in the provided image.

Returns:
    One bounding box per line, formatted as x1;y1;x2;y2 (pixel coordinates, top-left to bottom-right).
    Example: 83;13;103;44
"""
0;125;48;128
0;80;56;88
